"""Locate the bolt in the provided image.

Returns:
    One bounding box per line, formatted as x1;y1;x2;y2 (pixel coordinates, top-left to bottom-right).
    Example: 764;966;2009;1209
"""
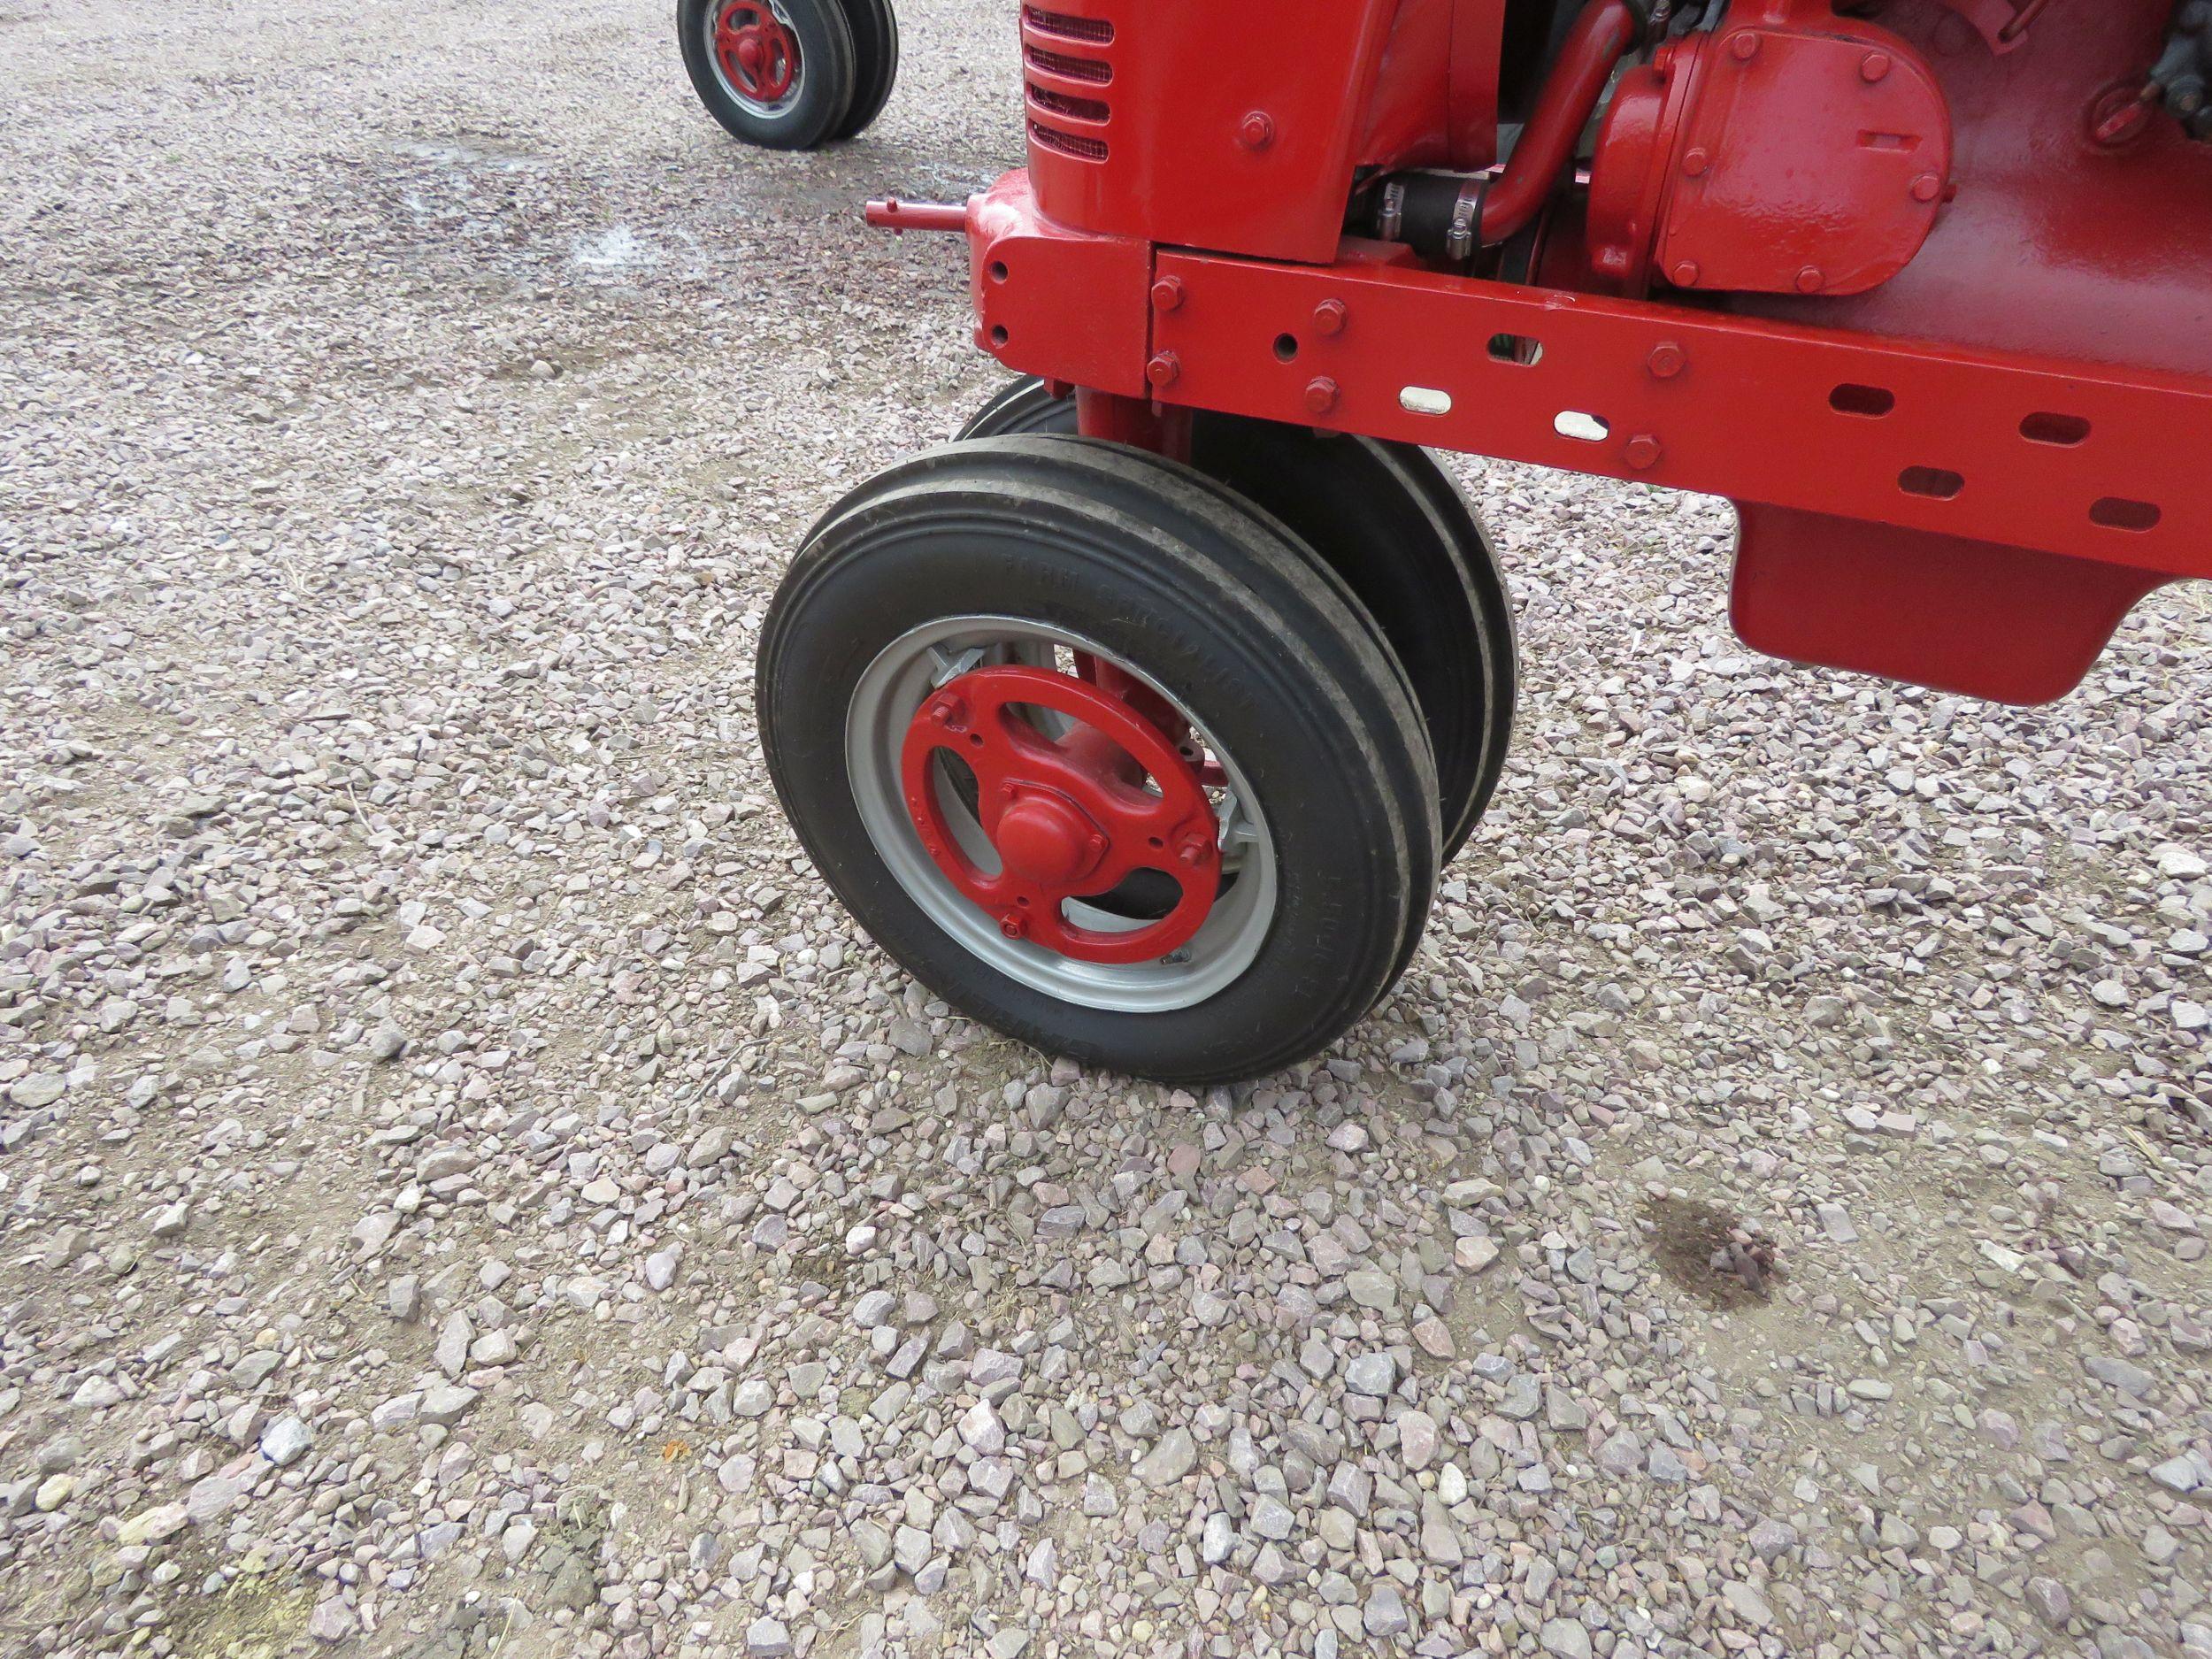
1303;376;1339;415
1177;837;1210;867
1729;30;1759;60
1624;434;1663;471
998;911;1027;940
1861;50;1892;82
1910;172;1943;202
1145;350;1180;388
1150;275;1185;312
1794;265;1825;294
1311;297;1347;335
1087;833;1106;855
931;696;966;728
1682;146;1711;177
1647;341;1686;379
1238;111;1275;150
1670;259;1701;288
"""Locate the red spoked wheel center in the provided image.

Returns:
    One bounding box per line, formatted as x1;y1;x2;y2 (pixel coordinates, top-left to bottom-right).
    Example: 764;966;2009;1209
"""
901;664;1223;965
713;2;799;104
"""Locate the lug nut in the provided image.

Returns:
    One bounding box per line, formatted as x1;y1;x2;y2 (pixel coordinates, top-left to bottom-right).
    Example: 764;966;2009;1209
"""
999;911;1027;940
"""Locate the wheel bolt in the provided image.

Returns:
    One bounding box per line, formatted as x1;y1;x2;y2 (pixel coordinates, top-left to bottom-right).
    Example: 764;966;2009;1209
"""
999;911;1027;940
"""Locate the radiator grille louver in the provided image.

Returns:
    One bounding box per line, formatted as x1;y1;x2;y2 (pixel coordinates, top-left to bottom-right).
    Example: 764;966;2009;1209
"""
1022;6;1114;45
1021;7;1113;164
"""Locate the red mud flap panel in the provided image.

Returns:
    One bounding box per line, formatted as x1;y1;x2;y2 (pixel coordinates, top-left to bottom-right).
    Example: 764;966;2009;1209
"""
1729;504;2169;706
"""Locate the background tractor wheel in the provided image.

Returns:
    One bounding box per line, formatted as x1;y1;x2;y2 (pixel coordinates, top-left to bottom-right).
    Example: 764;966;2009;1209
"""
962;378;1517;859
760;436;1441;1082
680;0;856;151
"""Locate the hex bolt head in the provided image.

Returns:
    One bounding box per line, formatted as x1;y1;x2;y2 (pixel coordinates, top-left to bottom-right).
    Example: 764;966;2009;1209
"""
1647;341;1686;380
1303;376;1340;416
1794;265;1825;294
1670;259;1701;288
1238;111;1275;150
1624;434;1663;471
1861;51;1892;82
1145;351;1180;388
1910;172;1943;202
1150;276;1185;311
1311;298;1348;335
998;911;1027;940
1729;30;1760;60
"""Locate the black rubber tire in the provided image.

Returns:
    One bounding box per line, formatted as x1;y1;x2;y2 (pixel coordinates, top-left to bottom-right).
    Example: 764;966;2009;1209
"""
680;0;856;152
759;436;1441;1083
960;378;1517;860
828;0;897;141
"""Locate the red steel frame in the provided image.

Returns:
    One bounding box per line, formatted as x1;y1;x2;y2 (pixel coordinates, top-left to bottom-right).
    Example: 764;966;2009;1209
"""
875;0;2212;705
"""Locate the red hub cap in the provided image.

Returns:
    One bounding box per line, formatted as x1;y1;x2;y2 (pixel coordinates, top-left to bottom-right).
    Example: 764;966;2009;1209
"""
714;3;799;104
901;665;1223;965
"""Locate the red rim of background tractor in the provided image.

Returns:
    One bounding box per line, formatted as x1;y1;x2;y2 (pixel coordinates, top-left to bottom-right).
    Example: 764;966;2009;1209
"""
713;1;800;105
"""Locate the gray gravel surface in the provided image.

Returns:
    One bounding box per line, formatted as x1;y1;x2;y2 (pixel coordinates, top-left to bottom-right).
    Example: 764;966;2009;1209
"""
4;2;2211;1657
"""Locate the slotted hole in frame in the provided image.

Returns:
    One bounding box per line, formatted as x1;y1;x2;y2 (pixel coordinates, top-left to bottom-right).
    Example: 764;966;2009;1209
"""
1899;465;1964;499
2089;496;2160;532
2020;411;2090;446
1830;383;1895;417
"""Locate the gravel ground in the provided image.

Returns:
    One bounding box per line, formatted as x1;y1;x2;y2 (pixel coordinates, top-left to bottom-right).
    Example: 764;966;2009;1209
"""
5;2;2212;1657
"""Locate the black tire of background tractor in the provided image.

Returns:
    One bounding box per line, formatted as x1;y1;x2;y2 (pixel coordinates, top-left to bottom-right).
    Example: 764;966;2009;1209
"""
828;0;897;140
759;437;1441;1083
960;377;1517;859
679;0;856;152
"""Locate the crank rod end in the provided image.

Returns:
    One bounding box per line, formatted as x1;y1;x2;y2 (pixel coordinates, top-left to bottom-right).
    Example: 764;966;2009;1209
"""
865;197;972;234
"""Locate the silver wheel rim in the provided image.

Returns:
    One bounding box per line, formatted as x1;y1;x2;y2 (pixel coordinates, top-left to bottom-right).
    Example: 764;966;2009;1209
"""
845;617;1279;1014
706;0;804;120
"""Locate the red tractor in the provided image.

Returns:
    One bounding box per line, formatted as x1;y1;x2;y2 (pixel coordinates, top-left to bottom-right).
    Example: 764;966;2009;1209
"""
752;0;2212;1082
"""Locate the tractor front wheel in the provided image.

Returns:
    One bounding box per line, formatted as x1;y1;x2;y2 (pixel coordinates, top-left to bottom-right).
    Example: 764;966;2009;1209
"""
758;437;1441;1082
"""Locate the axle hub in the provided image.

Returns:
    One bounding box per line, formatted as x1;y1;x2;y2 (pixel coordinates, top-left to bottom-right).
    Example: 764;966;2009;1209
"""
713;2;798;103
900;664;1221;965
